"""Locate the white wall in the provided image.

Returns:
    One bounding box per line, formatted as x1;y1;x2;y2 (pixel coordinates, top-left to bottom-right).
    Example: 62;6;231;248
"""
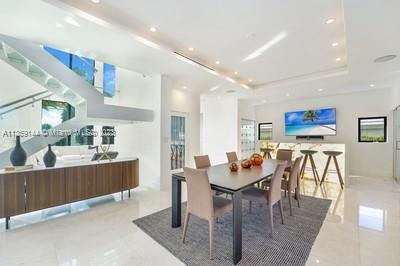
201;95;238;164
255;88;394;178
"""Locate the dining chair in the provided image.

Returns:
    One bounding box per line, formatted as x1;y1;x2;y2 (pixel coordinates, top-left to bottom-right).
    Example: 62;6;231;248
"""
276;149;293;172
182;167;233;259
194;155;211;169
281;156;303;216
242;162;287;238
226;151;238;163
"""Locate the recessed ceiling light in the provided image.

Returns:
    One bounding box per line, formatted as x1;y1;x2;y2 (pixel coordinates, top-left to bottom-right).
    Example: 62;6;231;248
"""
64;16;80;27
374;54;397;63
286;92;290;97
369;84;375;87
318;88;323;92
215;61;220;65
188;47;194;51
332;42;339;47
149;27;157;32
326;18;335;24
335;57;342;62
91;0;100;3
248;79;253;82
182;86;187;89
234;71;238;75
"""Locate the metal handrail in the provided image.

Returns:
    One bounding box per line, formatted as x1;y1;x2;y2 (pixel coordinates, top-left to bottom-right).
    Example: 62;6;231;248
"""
0;92;52;117
0;90;48;109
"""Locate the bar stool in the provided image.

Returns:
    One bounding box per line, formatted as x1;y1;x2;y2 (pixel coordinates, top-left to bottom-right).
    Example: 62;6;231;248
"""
300;150;320;185
260;147;274;159
320;151;344;189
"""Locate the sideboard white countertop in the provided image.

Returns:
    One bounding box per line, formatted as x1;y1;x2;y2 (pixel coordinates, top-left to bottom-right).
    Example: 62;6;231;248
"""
0;157;138;175
259;142;346;185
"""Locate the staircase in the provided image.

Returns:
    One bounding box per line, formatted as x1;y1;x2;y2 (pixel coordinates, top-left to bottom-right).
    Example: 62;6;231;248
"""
0;34;154;168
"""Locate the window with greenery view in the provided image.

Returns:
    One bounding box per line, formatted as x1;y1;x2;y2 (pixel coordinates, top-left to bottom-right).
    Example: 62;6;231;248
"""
258;123;273;140
41;100;94;146
358;117;387;143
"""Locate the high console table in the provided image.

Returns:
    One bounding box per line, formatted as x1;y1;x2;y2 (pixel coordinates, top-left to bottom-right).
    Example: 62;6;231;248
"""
0;158;139;229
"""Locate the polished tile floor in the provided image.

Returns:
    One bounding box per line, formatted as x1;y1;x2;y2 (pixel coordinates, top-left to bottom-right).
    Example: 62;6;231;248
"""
0;176;399;266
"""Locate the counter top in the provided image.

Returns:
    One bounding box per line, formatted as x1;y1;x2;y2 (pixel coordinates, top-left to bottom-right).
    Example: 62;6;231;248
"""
0;157;138;175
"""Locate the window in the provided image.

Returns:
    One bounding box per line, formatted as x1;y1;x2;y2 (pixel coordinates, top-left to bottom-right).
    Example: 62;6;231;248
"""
241;119;256;158
102;126;115;145
103;63;116;97
258;123;273;140
171;115;186;170
71;55;95;85
358;117;387;143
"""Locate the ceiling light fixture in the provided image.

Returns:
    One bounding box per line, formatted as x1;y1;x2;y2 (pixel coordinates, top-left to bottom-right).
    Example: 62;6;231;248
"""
242;31;287;62
374;54;397;63
248;79;253;82
91;0;101;3
326;18;335;24
209;86;219;92
182;86;187;89
286;92;290;97
215;61;220;65
331;42;339;47
369;84;375;87
318;88;323;92
149;27;157;32
234;71;238;75
188;47;194;51
64;16;80;27
335;57;342;62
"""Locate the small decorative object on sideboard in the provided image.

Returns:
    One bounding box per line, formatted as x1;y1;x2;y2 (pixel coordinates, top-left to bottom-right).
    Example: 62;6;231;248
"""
241;159;252;169
250;153;263;166
10;135;27;166
43;144;56;167
229;162;239;172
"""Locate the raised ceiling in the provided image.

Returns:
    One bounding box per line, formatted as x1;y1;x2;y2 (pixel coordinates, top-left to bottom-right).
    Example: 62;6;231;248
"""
0;0;399;103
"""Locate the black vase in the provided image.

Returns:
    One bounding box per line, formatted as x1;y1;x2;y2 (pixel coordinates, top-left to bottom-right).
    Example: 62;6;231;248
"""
10;136;27;166
43;144;56;168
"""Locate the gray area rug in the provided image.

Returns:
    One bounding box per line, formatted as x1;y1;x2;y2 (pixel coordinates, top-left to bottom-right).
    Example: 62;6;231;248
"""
133;195;331;266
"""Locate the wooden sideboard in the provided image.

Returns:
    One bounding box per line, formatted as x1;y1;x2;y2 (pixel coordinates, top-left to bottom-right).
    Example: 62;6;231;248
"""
0;158;139;229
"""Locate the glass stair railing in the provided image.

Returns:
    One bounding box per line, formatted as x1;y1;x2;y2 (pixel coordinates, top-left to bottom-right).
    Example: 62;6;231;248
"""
0;90;52;118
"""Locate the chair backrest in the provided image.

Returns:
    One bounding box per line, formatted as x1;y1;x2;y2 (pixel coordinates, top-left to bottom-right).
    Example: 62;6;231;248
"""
288;156;303;190
268;162;287;205
194;155;211;169
226;152;238;163
184;167;214;220
276;149;293;163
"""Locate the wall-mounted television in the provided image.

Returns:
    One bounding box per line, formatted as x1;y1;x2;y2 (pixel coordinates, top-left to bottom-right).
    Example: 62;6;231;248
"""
285;108;336;136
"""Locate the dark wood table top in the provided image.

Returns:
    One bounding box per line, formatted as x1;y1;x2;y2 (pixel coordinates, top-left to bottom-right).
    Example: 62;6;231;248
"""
172;159;281;192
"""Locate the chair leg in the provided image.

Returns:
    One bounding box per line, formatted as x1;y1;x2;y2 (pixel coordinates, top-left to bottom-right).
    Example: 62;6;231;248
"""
278;200;285;224
284;189;287;198
288;190;293;216
300;155;308;179
182;212;190;243
296;188;301;208
209;220;214;260
268;204;274;238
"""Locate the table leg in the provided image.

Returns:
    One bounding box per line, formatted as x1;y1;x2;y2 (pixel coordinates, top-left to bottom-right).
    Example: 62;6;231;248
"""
5;216;10;230
172;176;182;228
232;191;242;264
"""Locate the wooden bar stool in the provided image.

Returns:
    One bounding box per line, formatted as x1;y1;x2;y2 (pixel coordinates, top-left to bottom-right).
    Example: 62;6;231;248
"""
300;150;320;185
320;151;344;189
260;147;274;159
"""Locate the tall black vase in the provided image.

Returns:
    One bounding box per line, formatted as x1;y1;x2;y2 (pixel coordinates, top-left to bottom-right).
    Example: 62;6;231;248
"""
43;144;56;168
10;136;27;166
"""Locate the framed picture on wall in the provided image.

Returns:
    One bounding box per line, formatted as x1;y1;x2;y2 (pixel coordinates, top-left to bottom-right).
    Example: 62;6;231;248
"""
258;123;273;140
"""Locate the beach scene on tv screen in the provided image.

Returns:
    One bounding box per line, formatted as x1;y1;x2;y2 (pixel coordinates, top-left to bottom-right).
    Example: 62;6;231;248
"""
285;108;336;136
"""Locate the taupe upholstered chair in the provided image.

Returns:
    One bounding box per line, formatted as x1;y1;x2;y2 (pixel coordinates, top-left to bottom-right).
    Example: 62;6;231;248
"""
226;152;238;163
242;162;287;238
194;155;211;169
281;156;303;216
276;149;293;172
182;167;233;259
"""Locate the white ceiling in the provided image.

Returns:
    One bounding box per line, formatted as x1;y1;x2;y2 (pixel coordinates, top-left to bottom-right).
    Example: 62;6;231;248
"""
0;0;399;103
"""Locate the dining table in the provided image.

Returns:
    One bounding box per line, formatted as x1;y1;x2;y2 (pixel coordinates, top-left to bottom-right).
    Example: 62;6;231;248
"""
171;159;281;264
